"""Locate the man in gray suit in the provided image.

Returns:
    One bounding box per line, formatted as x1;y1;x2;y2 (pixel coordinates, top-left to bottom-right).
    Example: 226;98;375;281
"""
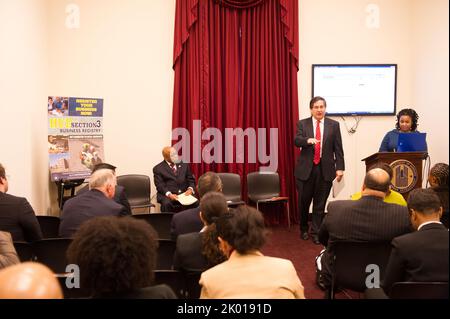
318;168;411;291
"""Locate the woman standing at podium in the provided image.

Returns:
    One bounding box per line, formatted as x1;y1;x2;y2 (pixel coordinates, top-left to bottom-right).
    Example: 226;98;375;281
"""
379;108;423;152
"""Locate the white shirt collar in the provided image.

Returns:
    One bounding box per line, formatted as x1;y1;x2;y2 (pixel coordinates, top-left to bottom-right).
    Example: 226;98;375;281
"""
418;221;442;231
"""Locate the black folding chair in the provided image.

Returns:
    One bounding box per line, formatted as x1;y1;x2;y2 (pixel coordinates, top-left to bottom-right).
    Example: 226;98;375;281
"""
13;241;34;262
37;216;60;239
133;213;174;240
389;282;449;299
217;173;245;207
156;239;176;270
247;172;290;227
153;270;186;299
330;241;392;299
117;174;155;212
33;238;73;274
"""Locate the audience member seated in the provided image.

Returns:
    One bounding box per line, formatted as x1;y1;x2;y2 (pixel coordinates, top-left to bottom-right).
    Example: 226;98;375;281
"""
174;192;228;272
0;262;63;299
171;172;223;241
317;168;411;295
0;231;20;269
0;163;42;242
59;169;130;238
351;162;407;206
77;162;132;215
66;216;176;298
199;205;305;299
381;188;449;296
153;146;196;212
428;163;449;228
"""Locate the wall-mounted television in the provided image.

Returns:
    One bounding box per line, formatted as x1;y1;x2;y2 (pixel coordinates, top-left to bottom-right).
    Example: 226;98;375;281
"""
312;64;397;116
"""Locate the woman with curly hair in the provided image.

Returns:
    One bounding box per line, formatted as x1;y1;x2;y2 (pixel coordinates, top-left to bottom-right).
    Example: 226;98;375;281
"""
67;216;176;299
199;205;305;299
379;108;427;152
428;163;449;228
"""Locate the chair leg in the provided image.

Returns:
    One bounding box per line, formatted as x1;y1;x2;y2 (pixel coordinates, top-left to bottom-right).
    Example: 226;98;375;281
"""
256;202;259;213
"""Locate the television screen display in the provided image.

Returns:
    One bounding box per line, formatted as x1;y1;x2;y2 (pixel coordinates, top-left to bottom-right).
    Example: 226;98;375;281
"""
312;64;397;116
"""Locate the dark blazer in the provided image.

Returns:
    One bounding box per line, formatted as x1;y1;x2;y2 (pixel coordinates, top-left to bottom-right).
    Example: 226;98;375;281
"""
174;231;208;272
153;161;196;203
294;117;344;181
93;284;177;299
382;223;449;295
318;196;412;278
0;192;42;242
77;184;132;215
170;207;203;241
59;189;129;238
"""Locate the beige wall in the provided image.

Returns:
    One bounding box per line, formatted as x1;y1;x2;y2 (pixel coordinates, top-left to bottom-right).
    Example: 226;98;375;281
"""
0;0;448;214
0;0;49;213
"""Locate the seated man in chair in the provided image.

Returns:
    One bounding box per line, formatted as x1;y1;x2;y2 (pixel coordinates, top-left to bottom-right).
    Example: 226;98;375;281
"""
153;146;196;212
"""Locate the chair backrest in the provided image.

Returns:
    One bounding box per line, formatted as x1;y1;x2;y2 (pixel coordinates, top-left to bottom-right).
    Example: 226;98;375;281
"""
33;238;73;274
247;172;280;202
37;216;61;239
153;270;186;298
389;282;449;299
13;241;34;262
117;174;151;207
132;213;174;240
332;241;392;293
217;173;242;202
156;239;176;270
184;271;202;299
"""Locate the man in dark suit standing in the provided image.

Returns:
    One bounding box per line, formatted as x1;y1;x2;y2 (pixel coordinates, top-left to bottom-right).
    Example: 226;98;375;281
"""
318;168;411;291
59;169;130;237
76;162;132;215
0;163;42;242
295;97;345;243
153;146;196;212
381;188;449;296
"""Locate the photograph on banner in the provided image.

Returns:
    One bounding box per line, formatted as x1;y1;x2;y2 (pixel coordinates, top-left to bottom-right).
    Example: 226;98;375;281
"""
48;96;69;116
48;135;69;154
68;135;104;172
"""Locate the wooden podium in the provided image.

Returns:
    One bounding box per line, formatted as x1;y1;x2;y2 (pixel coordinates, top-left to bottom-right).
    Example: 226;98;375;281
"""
362;152;427;200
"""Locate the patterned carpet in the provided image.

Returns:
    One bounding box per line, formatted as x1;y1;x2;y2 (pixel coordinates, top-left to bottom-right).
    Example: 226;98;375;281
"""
262;225;361;299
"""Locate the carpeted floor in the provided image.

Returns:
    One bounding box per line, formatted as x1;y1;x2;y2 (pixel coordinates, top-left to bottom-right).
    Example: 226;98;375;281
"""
261;225;361;299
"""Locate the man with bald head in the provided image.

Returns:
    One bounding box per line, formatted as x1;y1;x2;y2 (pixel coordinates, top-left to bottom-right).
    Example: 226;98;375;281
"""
153;146;196;212
0;262;63;299
317;168;411;292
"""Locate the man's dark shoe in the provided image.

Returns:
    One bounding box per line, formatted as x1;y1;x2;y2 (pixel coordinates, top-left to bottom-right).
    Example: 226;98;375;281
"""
313;236;321;245
301;232;309;240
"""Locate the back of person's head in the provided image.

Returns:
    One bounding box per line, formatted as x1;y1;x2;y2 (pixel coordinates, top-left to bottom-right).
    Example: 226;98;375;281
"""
92;162;116;173
200;192;228;225
197;172;222;198
216;205;267;255
429;163;449;188
88;168;116;190
369;162;393;180
407;188;442;215
0;262;63;299
66;216;158;297
363;168;391;195
396;108;419;131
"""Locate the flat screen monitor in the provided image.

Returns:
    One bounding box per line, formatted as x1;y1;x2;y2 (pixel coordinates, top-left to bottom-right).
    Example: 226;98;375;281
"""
397;132;427;152
312;64;397;116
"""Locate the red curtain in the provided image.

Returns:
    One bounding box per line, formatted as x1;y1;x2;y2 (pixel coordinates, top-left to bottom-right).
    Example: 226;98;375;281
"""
172;0;300;224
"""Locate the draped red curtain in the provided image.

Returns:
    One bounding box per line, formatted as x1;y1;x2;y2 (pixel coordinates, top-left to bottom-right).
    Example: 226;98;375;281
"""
172;0;300;224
